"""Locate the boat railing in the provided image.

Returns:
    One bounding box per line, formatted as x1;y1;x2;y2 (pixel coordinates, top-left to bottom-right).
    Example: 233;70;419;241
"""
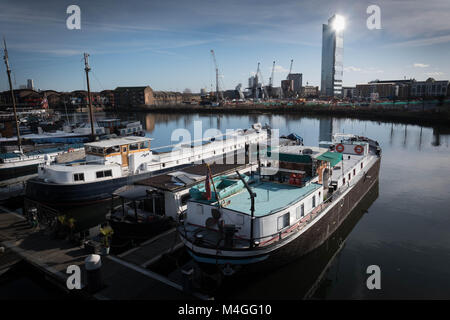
149;126;264;153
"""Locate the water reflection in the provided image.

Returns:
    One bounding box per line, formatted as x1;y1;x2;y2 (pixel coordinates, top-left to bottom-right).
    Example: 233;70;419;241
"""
64;112;450;299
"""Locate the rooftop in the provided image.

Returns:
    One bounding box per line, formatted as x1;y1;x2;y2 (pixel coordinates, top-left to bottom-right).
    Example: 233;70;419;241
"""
136;163;250;192
85;136;152;148
219;181;322;217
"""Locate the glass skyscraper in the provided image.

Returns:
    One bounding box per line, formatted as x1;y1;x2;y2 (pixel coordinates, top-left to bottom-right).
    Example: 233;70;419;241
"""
321;15;344;97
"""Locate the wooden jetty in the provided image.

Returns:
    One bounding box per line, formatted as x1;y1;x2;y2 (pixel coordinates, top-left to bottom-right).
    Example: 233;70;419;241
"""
0;206;209;300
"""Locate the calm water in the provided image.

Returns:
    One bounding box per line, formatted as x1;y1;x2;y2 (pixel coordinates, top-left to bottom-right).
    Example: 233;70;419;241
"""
22;112;450;299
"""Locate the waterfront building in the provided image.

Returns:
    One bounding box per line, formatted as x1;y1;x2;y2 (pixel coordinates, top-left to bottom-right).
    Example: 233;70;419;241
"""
321;14;344;97
27;79;34;90
355;82;397;99
301;85;319;98
287;73;303;95
341;86;356;99
114;86;155;107
281;80;294;98
410;78;450;98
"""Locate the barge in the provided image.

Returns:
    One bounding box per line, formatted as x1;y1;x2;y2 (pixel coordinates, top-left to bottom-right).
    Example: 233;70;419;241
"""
178;133;381;275
25;123;268;208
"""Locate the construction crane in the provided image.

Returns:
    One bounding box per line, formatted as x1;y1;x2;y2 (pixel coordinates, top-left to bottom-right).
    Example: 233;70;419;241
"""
268;61;276;98
210;49;223;103
287;59;293;79
281;59;294;99
269;61;275;87
255;62;269;100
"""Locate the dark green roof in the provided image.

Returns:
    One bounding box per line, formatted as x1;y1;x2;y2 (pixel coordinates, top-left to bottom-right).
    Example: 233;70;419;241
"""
316;151;342;167
267;152;312;163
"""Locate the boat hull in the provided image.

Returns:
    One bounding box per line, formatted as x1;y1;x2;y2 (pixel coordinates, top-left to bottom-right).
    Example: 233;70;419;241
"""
25;164;192;208
0;163;38;183
183;156;381;274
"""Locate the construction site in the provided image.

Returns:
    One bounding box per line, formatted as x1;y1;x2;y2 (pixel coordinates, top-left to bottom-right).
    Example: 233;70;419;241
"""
199;50;315;107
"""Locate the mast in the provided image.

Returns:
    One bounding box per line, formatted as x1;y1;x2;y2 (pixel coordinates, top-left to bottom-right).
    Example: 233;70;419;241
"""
2;38;22;152
83;53;95;138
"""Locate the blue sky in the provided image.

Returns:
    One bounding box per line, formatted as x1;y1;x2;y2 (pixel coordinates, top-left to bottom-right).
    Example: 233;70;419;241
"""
1;0;450;92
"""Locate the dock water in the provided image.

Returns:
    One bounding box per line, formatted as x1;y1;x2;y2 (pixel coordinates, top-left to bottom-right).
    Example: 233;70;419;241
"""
0;206;208;300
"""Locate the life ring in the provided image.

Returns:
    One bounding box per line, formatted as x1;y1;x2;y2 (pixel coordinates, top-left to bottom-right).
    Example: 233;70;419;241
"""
354;145;364;154
335;144;345;153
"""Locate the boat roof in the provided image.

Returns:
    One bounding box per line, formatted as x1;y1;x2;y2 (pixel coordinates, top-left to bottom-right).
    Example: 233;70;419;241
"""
136;163;250;192
316;151;343;167
85;136;152;148
217;181;322;217
277;145;328;157
112;185;156;200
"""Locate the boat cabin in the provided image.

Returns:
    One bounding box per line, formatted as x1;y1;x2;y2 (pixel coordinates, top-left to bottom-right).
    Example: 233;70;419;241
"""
85;136;152;168
134;162;257;220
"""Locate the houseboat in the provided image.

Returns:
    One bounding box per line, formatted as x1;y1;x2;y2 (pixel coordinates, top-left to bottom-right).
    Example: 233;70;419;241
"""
178;133;381;275
0;143;85;186
25;123;268;208
106;162;257;240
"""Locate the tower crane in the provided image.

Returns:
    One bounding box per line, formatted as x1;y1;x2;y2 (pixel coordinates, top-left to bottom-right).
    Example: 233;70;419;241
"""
269;61;275;87
210;49;223;103
268;61;276;98
255;62;269;100
287;59;293;79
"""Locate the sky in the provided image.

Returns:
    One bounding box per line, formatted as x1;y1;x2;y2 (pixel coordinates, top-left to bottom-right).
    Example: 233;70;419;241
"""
0;0;450;93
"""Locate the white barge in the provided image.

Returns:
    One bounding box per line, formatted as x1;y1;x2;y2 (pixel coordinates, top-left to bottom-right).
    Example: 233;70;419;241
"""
178;134;381;275
25;123;268;207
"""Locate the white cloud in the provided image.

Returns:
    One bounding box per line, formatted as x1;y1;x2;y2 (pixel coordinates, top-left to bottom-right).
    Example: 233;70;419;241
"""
273;65;289;73
413;63;430;68
344;66;362;72
344;66;383;74
424;71;444;77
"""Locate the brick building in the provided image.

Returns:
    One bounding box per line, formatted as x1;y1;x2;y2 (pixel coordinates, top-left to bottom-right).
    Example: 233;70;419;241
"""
114;86;155;107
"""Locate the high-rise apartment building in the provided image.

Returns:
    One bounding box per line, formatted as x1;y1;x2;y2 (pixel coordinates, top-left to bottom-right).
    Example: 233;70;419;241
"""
321;15;344;97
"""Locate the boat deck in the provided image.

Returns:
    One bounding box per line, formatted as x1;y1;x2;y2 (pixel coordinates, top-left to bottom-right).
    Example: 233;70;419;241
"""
207;181;322;217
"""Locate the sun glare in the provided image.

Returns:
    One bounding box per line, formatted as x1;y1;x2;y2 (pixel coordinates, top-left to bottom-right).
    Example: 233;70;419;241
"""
333;15;346;31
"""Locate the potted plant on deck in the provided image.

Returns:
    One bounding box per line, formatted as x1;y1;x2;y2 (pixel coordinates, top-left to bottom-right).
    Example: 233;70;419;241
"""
100;226;114;255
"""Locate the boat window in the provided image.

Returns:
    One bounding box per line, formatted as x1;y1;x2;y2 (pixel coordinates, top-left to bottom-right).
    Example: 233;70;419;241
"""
295;204;304;220
129;143;139;151
353;169;356;175
343;177;346;184
277;213;290;231
312;195;316;208
73;173;84;182
361;162;363;169
140;141;149;149
106;146;120;155
348;173;351;180
96;170;113;178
